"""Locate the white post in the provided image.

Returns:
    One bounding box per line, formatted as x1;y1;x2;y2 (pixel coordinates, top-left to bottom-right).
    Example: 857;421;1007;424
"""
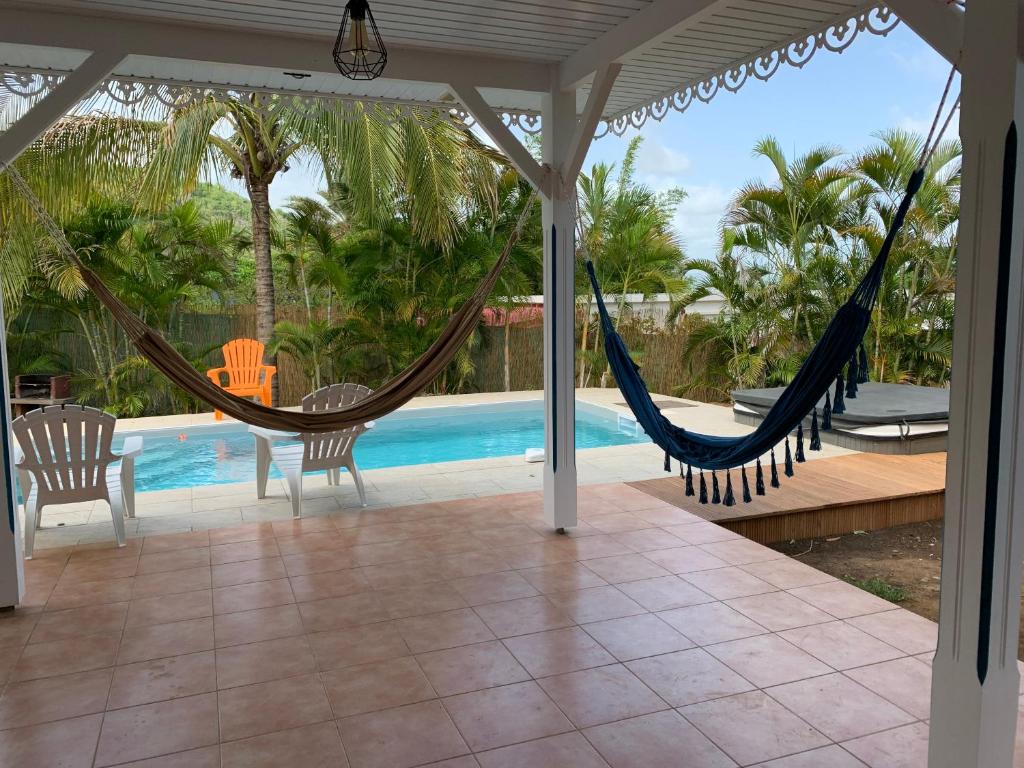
0;290;23;608
929;1;1024;765
542;86;578;530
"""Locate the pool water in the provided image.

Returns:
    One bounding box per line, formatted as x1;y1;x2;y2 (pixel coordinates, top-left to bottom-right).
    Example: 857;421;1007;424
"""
114;400;648;493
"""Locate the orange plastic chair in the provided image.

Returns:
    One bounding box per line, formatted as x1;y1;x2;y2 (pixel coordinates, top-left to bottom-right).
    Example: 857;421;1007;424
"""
206;339;277;421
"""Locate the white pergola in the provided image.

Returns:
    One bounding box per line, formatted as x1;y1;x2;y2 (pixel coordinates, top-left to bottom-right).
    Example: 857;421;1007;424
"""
0;1;1017;765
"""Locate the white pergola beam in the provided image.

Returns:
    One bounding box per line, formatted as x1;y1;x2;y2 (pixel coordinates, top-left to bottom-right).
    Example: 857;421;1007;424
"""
0;7;551;93
559;0;727;90
0;48;125;167
562;63;621;193
449;81;550;193
888;0;964;65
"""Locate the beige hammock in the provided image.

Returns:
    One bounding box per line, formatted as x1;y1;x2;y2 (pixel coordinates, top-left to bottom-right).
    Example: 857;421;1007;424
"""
3;161;536;432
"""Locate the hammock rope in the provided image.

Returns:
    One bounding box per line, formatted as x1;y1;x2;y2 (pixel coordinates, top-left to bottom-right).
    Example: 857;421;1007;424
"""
1;158;538;432
581;73;959;489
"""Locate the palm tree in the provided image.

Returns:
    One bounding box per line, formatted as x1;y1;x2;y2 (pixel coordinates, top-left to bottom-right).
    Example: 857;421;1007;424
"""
724;137;865;347
141;95;496;400
576;136;688;386
852;129;960;383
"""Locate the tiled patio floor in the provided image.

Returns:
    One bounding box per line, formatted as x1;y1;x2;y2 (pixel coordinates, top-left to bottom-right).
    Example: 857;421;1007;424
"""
0;482;983;768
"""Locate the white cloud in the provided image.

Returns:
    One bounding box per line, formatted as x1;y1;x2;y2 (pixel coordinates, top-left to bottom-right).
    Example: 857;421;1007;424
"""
672;184;733;261
636;141;692;177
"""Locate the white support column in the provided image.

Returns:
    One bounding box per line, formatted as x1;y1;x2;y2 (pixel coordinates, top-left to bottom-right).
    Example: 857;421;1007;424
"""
0;49;121;607
929;1;1024;765
542;86;578;531
0;290;23;609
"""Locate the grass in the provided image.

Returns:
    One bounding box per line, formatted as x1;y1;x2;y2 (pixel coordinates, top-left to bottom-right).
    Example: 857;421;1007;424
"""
843;575;907;604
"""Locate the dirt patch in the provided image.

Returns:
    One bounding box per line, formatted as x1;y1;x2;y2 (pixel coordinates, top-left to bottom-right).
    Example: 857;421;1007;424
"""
770;519;1023;659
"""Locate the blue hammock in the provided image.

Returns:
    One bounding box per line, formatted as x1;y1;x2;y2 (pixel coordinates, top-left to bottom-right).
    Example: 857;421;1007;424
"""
585;168;925;483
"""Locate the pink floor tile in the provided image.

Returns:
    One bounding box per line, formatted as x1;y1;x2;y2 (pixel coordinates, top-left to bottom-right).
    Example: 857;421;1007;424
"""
450;572;540;606
582;613;694;661
842;721;930;768
657;601;766;646
396;608;496;653
848;610;938;656
503;626;615;678
443;680;573;751
779;621;904;670
788;581;897;619
0;713;102;768
615;575;714;612
546;586;646;624
0;668;112;729
680;691;830;765
767;673;916;741
212;557;288;588
681;567;777;600
338;700;469;768
375;582;468;619
642;546;731;575
739;558;837;590
474;595;575;638
217;673;333;741
95;693;219;766
307;621;410;671
215;636;317;689
416;640;529;696
108;651;216;709
519;562;608;594
753;744;868;767
627;647;755;707
323;656;436;717
220;722;347;768
725;591;834;632
213;604;305;647
476;732;610;768
538;664;667;728
844;657;933;720
706;634;833;688
583;710;735;768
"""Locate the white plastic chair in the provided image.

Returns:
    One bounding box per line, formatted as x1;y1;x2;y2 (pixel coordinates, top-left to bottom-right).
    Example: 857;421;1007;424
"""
12;404;143;558
250;383;373;517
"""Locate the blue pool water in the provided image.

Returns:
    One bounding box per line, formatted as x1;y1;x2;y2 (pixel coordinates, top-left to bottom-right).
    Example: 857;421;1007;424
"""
113;400;648;493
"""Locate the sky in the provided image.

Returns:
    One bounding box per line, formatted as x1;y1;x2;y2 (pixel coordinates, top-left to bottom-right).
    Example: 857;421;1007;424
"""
247;23;956;264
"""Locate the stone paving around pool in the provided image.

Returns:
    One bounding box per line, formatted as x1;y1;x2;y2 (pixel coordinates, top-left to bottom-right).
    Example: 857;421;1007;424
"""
23;389;854;551
0;481;986;768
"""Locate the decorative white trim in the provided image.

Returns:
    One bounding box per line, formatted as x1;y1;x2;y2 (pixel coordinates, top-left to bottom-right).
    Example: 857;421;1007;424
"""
1;5;900;140
596;4;901;138
0;69;460;125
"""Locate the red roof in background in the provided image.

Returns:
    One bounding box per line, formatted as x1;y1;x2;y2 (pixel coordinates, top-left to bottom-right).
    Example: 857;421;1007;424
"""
482;305;543;326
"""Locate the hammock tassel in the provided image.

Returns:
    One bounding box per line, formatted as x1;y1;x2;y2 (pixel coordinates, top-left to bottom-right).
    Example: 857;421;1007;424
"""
784;438;794;477
770;450;781;488
822;391;833;430
711;471;721;504
858;343;870;384
846;356;858;399
795;425;806;463
810;409;822;451
833;374;846;414
755;459;766;495
664;451;671;473
724;471;736;507
741;466;752;503
684;464;694;497
699;471;708;504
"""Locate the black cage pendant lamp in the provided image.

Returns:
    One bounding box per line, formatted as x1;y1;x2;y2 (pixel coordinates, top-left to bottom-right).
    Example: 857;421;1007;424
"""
333;0;388;80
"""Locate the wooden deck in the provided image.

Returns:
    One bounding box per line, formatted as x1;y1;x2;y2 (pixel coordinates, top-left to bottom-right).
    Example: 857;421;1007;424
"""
628;452;947;544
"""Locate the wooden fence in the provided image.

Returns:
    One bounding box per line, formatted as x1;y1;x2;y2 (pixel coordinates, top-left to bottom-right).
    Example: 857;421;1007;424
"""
12;306;715;413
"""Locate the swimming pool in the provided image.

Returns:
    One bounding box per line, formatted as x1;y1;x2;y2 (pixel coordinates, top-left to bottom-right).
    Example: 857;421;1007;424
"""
114;400;649;493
